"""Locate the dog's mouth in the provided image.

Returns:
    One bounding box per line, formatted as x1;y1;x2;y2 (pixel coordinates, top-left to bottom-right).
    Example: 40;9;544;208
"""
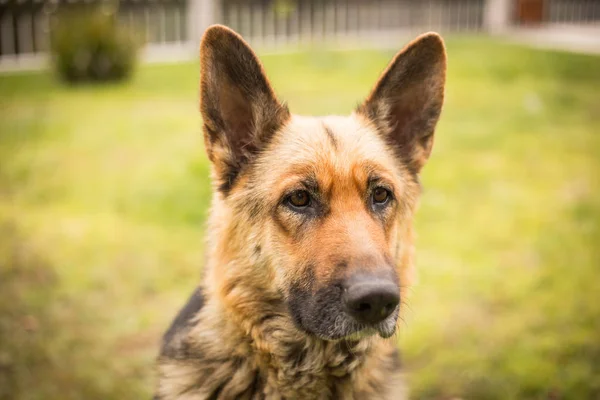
289;300;400;342
287;277;401;342
332;306;399;341
375;309;400;338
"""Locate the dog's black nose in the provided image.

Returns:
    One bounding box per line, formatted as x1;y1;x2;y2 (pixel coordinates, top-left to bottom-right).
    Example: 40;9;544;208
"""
343;277;399;325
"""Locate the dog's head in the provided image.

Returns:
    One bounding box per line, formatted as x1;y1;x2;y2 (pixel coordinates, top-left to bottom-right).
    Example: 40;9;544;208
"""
200;26;446;340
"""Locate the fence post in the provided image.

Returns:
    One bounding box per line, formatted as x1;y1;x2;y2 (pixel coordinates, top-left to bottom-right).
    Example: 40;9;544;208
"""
484;0;512;34
188;0;218;49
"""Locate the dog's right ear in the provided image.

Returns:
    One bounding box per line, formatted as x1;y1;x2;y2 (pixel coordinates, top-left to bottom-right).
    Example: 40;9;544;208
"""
200;25;289;195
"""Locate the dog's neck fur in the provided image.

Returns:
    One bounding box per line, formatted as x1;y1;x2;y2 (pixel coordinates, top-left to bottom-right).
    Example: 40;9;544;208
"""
156;204;404;399
158;285;402;400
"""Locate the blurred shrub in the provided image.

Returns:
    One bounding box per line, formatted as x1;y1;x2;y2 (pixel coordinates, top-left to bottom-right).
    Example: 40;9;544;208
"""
50;7;138;83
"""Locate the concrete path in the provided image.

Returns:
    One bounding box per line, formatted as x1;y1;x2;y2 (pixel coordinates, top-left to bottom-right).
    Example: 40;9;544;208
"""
504;23;600;55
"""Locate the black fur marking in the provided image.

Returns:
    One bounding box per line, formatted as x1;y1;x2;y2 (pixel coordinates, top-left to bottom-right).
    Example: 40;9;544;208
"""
288;271;355;339
244;372;265;399
332;260;349;279
287;268;316;332
160;287;204;357
246;199;264;220
208;375;230;400
290;345;309;369
217;157;243;196
322;122;338;150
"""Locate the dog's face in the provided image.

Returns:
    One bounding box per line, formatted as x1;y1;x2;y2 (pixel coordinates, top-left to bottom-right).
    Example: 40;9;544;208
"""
200;26;446;340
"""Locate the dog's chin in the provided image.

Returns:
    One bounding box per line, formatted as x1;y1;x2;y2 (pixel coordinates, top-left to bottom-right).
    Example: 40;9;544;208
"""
306;309;400;342
317;324;397;342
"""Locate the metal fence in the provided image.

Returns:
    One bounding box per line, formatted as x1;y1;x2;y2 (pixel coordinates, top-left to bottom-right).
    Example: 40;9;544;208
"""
1;0;599;67
119;0;189;45
0;0;190;60
546;0;600;23
0;0;50;57
221;0;486;45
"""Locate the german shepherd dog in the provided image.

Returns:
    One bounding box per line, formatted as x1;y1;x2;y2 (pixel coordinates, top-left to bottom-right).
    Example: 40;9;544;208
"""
155;25;446;399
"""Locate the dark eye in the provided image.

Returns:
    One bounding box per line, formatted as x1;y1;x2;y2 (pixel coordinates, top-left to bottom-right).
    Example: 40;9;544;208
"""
287;190;311;208
372;187;390;204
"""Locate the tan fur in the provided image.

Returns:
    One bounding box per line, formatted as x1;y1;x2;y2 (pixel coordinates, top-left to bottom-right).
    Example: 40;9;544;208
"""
156;25;446;400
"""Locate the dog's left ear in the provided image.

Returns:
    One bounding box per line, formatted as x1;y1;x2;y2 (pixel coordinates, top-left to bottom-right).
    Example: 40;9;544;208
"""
200;25;290;194
357;33;446;174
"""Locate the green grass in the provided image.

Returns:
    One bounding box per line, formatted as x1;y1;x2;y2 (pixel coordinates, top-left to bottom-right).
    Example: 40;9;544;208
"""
1;37;599;399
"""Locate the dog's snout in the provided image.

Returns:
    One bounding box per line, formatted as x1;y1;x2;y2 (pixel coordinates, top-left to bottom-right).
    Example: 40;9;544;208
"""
343;275;399;325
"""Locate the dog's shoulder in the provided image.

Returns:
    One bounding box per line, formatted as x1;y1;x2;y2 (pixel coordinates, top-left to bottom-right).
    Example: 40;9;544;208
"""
159;286;204;356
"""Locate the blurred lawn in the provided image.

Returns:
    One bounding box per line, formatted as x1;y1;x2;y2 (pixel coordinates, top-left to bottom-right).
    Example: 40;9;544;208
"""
1;37;599;399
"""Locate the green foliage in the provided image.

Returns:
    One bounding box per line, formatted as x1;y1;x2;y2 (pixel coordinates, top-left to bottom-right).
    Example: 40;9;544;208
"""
0;221;143;400
50;7;138;83
0;38;599;399
272;0;296;17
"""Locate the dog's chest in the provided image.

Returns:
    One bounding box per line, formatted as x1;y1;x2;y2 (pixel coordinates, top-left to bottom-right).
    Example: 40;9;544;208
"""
156;298;402;399
157;335;387;399
259;340;368;399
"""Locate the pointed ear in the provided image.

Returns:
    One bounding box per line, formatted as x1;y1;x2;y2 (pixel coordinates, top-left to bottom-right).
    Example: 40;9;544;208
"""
200;25;290;194
357;32;446;174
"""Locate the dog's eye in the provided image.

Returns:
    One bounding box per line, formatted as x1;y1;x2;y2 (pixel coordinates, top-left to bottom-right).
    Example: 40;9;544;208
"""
287;190;311;208
372;187;390;204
